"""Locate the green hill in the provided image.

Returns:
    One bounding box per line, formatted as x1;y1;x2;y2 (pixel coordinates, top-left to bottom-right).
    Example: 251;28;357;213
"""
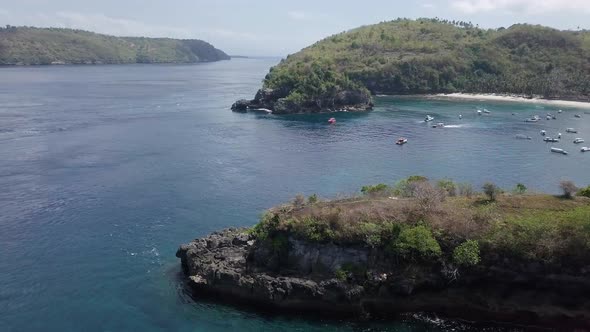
0;26;230;65
233;18;590;114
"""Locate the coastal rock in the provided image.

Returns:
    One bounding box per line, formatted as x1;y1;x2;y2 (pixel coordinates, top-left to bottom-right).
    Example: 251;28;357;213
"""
177;229;590;328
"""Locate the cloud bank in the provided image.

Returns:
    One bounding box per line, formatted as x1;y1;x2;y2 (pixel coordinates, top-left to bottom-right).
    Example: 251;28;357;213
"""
452;0;590;14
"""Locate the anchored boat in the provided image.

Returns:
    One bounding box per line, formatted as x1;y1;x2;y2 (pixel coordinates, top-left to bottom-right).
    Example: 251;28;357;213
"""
566;128;578;133
396;137;408;145
581;147;590;152
544;137;559;142
574;138;585;144
551;147;568;155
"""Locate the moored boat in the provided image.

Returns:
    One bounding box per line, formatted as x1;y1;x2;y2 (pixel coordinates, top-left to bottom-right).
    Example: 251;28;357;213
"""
575;114;582;118
544;137;559;142
525;115;540;122
551;147;568;155
516;134;532;140
328;117;336;124
581;147;590;152
574;138;585;144
540;130;546;136
566;128;578;133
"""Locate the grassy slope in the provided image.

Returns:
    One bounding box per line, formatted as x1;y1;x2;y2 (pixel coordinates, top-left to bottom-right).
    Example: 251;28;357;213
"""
0;27;229;65
252;180;590;270
263;19;590;104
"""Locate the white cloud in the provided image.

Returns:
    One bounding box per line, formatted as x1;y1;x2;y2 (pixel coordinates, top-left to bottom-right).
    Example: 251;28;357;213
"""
287;10;309;20
421;3;436;9
451;0;590;14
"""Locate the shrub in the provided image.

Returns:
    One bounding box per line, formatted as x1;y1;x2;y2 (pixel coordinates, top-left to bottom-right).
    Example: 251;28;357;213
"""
308;194;319;204
578;185;590;198
250;213;281;241
295;217;335;242
358;222;381;247
293;194;306;208
560;180;578;199
413;181;446;210
453;240;481;266
514;183;527;195
393;225;442;259
361;183;389;196
335;268;347;281
482;182;501;201
437;179;457;197
393;176;429;197
458;183;474;197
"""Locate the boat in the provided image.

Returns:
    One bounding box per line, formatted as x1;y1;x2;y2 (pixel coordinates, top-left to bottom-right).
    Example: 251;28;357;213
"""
515;134;532;140
477;110;482;115
424;115;434;122
540;130;546;136
581;147;590;152
546;115;551;120
575;114;582;118
558;110;563;113
483;109;490;114
558;133;562;139
396;137;408;145
574;138;585;144
552;115;557;120
543;137;559;142
432;122;445;128
328;117;336;124
551;147;568;155
525;115;540;123
458;114;462;119
566;128;578;133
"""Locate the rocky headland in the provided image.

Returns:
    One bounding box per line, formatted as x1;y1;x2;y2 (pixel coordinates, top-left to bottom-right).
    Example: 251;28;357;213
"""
177;180;590;329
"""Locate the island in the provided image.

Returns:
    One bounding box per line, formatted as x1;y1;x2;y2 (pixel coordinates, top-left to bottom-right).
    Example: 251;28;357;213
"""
232;18;590;114
0;26;230;65
177;177;590;328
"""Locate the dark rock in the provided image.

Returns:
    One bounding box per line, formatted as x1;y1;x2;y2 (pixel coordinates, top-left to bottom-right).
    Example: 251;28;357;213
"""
231;99;251;112
177;229;590;328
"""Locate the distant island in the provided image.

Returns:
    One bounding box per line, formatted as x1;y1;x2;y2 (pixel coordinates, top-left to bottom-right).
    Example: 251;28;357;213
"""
232;18;590;114
178;177;590;328
0;26;230;65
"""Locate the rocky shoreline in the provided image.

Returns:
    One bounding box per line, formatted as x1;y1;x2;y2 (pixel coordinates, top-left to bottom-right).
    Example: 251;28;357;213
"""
177;228;590;329
231;88;373;114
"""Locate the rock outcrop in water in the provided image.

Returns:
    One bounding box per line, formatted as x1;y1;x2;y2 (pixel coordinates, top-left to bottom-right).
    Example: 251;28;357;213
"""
231;88;373;114
177;228;590;328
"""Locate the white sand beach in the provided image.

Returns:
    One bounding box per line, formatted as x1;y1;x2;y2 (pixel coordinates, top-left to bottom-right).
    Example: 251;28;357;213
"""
431;93;590;109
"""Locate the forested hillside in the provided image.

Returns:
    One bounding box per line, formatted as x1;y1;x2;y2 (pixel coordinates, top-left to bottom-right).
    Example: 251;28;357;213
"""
245;19;590;114
0;26;229;65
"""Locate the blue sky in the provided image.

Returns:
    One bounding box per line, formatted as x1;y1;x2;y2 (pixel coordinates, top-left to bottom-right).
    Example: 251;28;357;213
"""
1;0;590;56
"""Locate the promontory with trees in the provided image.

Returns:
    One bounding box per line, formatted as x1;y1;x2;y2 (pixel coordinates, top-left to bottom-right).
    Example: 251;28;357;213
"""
232;18;590;114
178;177;590;328
0;26;230;65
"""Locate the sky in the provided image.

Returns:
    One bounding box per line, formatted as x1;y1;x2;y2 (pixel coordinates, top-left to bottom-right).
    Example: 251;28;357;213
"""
1;0;590;56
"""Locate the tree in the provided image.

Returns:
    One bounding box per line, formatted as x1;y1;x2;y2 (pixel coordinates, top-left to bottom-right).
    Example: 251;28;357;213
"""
560;180;578;199
482;182;501;201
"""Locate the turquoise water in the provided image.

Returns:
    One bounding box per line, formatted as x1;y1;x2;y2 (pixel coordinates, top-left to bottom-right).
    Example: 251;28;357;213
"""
0;58;588;331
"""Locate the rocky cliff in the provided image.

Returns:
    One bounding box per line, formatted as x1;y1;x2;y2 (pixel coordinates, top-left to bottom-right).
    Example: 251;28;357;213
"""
177;228;590;329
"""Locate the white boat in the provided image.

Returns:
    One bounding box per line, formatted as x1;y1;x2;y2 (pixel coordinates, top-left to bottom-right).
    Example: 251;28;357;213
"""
396;137;408;145
574;138;585;144
581;147;590;152
483;109;490;114
540;130;546;136
458;114;462;119
544;137;559;142
551;147;568;155
546;115;551;120
575;114;582;118
558;110;563;113
477;110;482;115
516;134;532;140
525;115;540;122
432;122;445;128
558;133;562;138
566;128;578;133
424;115;434;122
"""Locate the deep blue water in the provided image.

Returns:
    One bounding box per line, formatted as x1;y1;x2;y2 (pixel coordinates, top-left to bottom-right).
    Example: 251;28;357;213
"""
0;59;589;331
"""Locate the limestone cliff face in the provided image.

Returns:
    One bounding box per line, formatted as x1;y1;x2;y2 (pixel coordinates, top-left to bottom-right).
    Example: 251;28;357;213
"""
177;229;590;329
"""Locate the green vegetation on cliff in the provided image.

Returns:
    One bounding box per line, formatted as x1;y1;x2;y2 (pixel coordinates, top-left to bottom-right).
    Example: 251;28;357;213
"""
0;26;229;65
252;177;590;270
263;18;590;104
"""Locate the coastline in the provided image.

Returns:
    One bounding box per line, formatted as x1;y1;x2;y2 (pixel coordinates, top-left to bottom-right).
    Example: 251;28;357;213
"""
427;93;590;109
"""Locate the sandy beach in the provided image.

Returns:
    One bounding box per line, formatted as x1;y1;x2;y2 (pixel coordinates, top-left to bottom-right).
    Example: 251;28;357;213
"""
430;93;590;109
